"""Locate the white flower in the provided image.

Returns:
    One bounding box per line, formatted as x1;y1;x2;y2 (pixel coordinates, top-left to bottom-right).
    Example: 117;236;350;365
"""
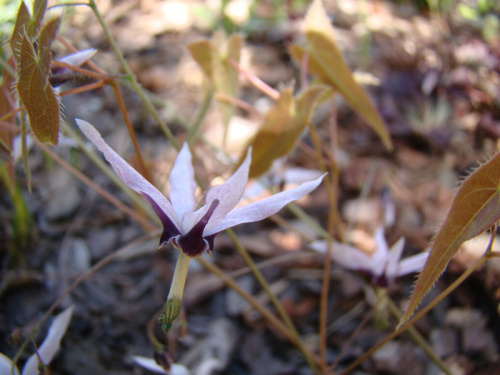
132;356;190;375
50;48;97;88
57;49;97;68
310;227;428;286
244;157;323;201
76;119;326;257
0;306;74;375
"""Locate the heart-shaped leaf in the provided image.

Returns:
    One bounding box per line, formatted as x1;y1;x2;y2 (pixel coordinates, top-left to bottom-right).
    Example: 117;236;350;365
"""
399;152;500;325
290;0;392;151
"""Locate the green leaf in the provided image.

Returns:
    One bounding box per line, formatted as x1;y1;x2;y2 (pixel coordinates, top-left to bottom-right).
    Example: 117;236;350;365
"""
17;34;60;145
399;153;500;325
187;32;241;143
290;0;392;151
245;86;323;178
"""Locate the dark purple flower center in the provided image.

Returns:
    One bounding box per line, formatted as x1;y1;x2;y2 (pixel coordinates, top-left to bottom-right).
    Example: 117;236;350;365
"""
175;199;220;257
142;194;181;244
143;194;220;257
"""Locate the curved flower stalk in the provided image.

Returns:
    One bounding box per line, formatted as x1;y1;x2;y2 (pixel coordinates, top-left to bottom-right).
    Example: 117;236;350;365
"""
76;119;326;330
310;227;429;287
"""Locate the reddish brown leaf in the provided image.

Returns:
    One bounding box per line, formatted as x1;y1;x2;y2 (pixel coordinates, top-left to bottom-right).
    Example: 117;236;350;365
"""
17;35;60;145
10;1;31;64
400;153;500;325
38;15;61;75
27;0;47;39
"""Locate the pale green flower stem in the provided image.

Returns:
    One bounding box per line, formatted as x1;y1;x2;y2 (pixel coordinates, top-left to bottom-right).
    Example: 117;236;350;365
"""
158;251;190;332
167;252;190;303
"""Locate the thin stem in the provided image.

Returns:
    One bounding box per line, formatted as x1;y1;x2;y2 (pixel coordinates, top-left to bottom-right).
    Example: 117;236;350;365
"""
386;297;452;375
51;60;110;81
328;303;374;371
327;98;343;241
286;203;330;239
48;2;91;10
196;256;320;368
228;58;280;100
340;251;492;374
55;35;108;75
305;101;342;370
110;81;152;182
11;230;160;369
59;80;107;97
0;55;16;77
215;92;263;120
226;229;321;375
187;89;214;144
87;0;179;149
39;143;155;231
63;122;157;226
307;119;333;370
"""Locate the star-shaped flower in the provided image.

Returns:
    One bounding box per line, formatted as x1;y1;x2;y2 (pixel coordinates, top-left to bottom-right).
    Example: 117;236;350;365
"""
76;119;326;258
310;227;428;287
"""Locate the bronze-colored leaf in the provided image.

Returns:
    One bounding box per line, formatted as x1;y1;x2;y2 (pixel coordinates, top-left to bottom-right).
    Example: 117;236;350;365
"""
290;0;392;151
17;35;60;145
10;1;31;64
245;86;324;178
38;15;61;75
399;153;500;326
